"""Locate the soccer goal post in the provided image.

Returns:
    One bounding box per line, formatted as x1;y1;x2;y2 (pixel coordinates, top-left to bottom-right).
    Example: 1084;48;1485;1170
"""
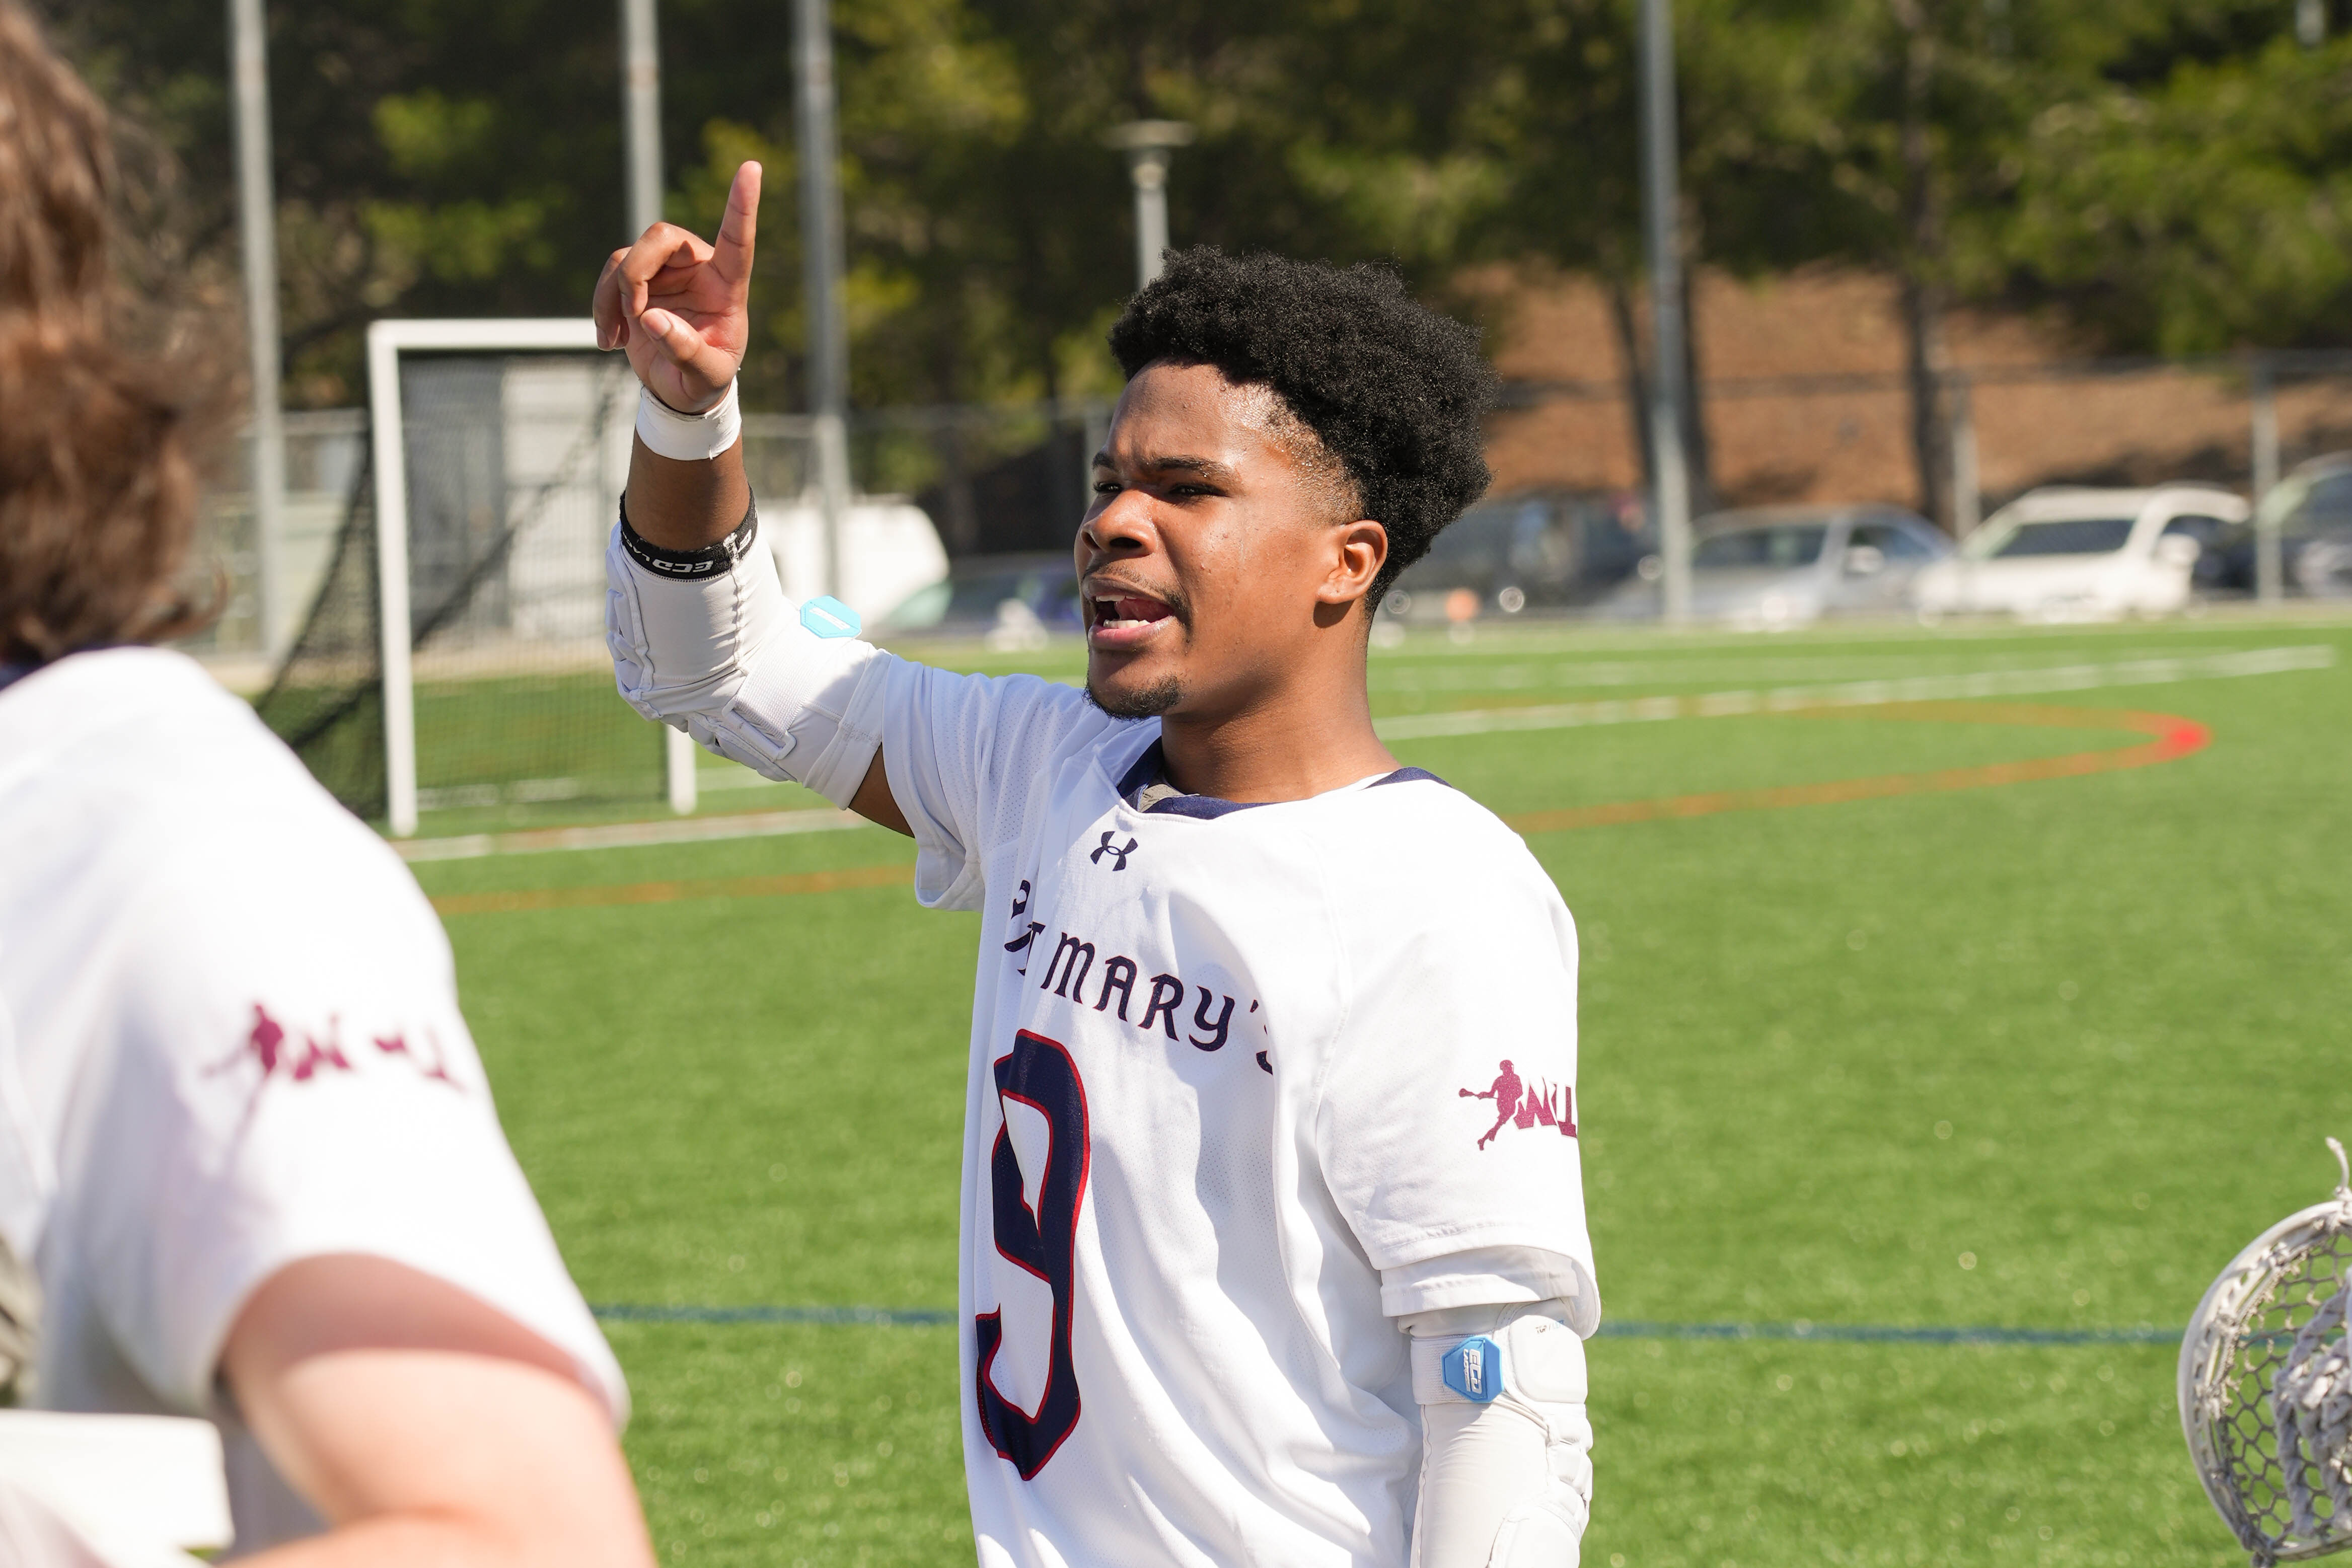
363;319;697;837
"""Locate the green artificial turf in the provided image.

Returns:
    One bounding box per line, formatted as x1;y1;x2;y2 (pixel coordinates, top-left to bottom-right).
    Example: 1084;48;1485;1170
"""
408;614;2352;1567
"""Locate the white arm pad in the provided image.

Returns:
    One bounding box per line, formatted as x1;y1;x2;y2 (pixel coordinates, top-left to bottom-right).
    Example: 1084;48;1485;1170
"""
604;515;890;807
1405;1301;1592;1568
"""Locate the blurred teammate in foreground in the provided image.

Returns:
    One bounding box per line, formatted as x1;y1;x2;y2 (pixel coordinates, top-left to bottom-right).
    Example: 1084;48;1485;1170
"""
0;9;654;1563
601;162;1599;1567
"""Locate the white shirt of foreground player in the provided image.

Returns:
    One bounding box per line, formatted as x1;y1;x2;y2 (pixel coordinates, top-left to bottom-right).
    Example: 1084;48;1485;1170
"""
856;659;1599;1568
0;649;627;1557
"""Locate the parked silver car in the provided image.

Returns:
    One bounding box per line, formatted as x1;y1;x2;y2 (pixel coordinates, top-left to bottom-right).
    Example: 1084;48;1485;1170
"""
1602;504;1950;627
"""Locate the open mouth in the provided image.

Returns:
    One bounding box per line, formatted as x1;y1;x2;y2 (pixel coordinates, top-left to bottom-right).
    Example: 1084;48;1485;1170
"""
1090;593;1175;632
1084;585;1180;652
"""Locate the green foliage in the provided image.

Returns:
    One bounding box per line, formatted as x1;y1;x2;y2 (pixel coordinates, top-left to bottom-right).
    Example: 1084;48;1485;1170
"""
2006;33;2352;353
412;617;2352;1566
34;0;2352;416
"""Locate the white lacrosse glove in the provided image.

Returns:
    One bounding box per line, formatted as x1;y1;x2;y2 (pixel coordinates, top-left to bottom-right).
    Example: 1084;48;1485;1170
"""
1407;1301;1593;1568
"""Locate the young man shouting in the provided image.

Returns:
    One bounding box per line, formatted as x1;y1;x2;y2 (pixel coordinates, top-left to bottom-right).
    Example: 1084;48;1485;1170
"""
598;163;1598;1568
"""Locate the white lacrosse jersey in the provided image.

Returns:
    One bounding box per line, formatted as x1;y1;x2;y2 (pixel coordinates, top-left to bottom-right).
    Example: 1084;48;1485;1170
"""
851;661;1597;1568
0;648;626;1557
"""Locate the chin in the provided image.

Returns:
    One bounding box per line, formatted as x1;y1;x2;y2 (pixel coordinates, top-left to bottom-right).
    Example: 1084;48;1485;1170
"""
1085;673;1185;719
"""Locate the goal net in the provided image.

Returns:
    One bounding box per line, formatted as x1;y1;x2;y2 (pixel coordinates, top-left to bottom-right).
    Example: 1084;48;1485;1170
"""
253;320;698;837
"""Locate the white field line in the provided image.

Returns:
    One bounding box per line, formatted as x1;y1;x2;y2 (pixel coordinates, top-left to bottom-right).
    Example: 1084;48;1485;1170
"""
1372;644;2335;742
1371;645;2295;693
396;807;866;862
396;643;2332;858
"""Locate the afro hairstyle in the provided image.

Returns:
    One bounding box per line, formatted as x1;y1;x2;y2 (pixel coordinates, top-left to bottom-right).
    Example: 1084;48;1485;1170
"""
1106;247;1496;606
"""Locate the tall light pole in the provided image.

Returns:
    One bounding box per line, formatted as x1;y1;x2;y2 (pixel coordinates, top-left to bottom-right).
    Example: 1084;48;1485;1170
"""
1639;0;1693;626
1105;121;1195;290
621;0;662;237
619;0;698;814
794;0;852;603
228;0;288;657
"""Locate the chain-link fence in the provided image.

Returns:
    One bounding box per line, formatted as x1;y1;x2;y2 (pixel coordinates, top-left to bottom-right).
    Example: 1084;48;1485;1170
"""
189;353;2352;675
194;394;1118;664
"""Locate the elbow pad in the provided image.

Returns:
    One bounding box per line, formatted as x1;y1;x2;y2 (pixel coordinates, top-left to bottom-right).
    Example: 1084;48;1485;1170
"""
1406;1301;1592;1568
604;501;888;806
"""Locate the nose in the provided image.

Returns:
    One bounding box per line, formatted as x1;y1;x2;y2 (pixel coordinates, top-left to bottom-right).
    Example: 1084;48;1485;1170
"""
1079;484;1154;564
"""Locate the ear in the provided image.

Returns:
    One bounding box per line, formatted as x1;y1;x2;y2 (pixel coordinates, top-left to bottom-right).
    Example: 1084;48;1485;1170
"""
1315;519;1387;615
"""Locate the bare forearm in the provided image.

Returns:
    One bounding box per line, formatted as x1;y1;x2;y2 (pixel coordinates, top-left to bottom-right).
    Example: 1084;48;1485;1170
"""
224;1261;655;1568
625;435;750;552
231;1353;653;1568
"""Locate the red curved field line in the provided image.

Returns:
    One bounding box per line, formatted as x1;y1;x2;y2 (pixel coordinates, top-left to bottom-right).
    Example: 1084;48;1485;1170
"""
430;702;2211;912
1502;701;2211;836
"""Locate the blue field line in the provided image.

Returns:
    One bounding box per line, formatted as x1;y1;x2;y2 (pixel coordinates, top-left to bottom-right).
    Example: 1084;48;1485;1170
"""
589;1304;2180;1346
596;1303;957;1326
1594;1319;2181;1347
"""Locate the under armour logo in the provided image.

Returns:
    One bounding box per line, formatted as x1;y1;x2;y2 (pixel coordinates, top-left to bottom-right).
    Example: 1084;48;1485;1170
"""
1090;832;1138;871
1004;882;1044;973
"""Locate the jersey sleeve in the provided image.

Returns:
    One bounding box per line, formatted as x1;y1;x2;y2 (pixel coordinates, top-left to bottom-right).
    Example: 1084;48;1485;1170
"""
862;660;1112;911
1380;1244;1598;1335
71;791;625;1425
1308;809;1596;1322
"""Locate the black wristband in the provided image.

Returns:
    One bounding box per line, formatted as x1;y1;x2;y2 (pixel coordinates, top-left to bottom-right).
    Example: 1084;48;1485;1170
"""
617;491;760;578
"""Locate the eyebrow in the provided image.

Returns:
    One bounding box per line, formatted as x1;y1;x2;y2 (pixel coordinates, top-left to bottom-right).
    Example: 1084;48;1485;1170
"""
1091;452;1240;483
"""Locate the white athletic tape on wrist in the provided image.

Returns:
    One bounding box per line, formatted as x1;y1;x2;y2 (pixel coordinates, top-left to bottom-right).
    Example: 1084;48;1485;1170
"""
635;380;743;462
605;514;885;805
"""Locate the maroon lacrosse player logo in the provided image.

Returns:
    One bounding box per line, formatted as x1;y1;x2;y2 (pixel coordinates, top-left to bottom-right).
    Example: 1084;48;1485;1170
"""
207;1003;465;1135
1459;1059;1576;1150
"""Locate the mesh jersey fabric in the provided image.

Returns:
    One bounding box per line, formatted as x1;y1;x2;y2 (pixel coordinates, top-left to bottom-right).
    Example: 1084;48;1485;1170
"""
835;658;1597;1568
0;649;626;1556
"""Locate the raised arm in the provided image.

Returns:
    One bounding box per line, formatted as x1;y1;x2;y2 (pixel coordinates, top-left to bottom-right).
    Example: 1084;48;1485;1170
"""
595;161;904;831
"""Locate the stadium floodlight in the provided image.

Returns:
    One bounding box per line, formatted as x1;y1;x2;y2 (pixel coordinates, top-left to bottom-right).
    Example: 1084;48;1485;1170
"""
1105;121;1196;290
365;319;646;837
2181;1137;2352;1566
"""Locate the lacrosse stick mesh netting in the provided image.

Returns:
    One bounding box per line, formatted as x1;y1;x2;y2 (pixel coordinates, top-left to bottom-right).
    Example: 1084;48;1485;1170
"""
2182;1139;2352;1565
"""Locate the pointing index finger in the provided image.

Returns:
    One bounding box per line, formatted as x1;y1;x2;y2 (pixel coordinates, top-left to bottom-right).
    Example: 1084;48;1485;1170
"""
711;162;762;289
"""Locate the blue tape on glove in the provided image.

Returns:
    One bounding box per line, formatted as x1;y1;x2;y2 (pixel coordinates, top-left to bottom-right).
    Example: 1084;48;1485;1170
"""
800;595;861;639
1441;1335;1503;1403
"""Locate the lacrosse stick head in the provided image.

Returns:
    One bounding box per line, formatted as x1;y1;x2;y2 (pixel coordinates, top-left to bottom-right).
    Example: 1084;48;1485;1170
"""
2182;1139;2352;1566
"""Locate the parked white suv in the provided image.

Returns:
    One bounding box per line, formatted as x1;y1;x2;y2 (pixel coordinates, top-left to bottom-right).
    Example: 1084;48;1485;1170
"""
1911;484;2247;622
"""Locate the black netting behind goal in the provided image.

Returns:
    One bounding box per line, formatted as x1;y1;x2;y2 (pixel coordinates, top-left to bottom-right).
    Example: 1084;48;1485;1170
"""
256;352;662;830
251;437;388;818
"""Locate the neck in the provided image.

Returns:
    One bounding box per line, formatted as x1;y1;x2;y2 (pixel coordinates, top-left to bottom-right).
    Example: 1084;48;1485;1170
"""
1154;654;1395;803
